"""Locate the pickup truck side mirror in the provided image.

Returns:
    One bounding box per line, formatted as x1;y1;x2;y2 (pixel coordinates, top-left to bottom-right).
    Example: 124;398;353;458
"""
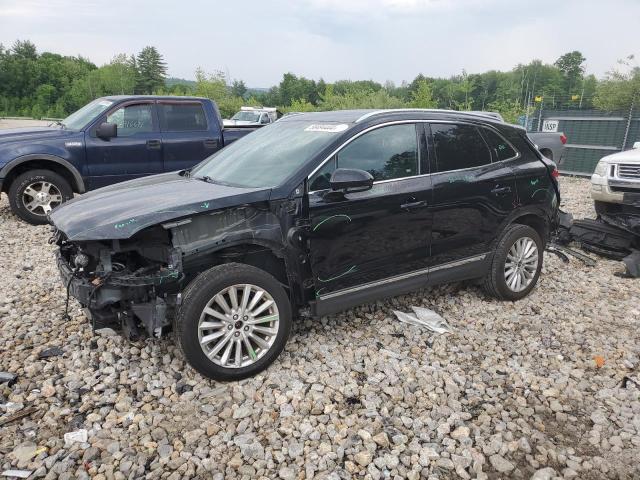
96;122;117;139
329;168;374;193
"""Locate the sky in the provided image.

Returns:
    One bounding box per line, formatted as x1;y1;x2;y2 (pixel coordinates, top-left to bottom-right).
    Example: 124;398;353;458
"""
1;0;638;87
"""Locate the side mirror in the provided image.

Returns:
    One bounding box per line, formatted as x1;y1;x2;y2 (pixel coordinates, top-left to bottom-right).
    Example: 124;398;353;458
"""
96;122;117;139
633;141;640;150
329;168;374;193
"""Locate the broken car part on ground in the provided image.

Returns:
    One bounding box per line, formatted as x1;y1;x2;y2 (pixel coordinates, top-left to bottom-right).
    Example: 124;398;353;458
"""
553;206;640;277
50;109;560;381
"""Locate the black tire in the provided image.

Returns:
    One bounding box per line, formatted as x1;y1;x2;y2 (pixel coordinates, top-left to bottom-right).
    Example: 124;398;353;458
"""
8;169;73;225
483;224;543;301
175;263;292;381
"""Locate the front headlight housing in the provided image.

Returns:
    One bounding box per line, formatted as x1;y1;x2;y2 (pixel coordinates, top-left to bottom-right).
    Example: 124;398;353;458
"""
593;160;608;177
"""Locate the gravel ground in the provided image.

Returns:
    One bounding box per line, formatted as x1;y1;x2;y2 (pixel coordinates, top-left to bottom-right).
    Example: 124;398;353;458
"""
1;177;639;480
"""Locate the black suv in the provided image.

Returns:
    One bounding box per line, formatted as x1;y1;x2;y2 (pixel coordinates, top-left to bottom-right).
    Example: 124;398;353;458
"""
51;109;560;380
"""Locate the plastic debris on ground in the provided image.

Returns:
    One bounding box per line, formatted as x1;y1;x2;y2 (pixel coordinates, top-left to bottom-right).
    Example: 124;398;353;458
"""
551;208;640;274
393;306;452;334
37;347;64;359
1;471;33;479
63;429;88;446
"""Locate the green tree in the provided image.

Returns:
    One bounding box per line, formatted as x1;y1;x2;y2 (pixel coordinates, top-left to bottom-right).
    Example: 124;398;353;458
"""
135;46;167;94
410;79;437;108
594;56;640;111
554;51;586;96
231;79;247;98
11;40;37;59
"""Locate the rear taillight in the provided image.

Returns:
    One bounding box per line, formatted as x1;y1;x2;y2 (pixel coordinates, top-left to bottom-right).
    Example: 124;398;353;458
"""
551;167;560;178
560;133;567;145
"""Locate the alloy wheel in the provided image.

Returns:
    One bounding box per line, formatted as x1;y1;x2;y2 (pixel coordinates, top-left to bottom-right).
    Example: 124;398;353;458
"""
22;181;63;216
197;284;280;368
504;237;539;292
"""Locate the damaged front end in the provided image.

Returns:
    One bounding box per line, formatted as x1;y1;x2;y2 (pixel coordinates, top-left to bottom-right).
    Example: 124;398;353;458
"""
54;225;182;339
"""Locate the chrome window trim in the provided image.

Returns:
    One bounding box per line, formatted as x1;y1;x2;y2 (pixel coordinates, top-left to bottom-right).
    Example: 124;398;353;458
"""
317;253;488;301
307;119;520;194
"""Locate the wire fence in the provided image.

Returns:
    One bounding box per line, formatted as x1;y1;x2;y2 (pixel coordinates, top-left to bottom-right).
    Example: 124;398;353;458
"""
522;96;637;175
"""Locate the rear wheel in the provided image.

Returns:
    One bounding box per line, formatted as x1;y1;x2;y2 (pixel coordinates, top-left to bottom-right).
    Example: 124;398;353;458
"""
8;169;73;225
483;224;543;301
176;263;292;381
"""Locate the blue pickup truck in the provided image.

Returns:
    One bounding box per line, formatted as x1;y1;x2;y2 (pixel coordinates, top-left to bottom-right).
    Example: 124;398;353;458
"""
0;96;259;224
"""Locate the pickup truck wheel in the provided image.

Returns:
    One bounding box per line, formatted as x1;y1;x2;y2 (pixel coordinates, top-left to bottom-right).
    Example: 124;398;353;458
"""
483;224;543;301
8;169;73;225
176;263;292;381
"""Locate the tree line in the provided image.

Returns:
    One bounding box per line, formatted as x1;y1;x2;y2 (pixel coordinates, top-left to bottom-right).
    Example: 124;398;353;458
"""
0;40;638;123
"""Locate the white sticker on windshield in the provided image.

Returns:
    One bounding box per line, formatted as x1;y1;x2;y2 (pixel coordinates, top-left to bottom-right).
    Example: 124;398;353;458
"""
304;124;349;133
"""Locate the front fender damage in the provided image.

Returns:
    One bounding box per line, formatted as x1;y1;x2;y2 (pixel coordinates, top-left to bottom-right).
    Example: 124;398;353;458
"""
54;202;309;339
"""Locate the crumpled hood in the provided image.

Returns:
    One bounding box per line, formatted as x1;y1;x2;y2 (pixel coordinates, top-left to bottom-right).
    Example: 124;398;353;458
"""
0;126;72;144
50;172;271;241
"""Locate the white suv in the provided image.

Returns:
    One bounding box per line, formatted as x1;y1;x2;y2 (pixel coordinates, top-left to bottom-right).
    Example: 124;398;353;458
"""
591;142;640;214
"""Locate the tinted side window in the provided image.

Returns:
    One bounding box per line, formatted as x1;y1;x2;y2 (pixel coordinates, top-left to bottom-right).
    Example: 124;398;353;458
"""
158;103;208;132
338;124;418;181
481;127;518;161
106;104;153;137
432;123;491;172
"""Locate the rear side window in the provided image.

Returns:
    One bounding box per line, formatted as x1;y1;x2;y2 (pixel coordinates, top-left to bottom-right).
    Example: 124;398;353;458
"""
481;127;518;161
431;123;491;172
158;103;208;132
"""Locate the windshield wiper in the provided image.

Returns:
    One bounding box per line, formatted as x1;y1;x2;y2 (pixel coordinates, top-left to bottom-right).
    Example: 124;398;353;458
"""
49;120;65;129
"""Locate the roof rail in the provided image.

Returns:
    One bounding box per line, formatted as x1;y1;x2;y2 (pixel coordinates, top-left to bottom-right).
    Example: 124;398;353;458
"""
354;108;505;123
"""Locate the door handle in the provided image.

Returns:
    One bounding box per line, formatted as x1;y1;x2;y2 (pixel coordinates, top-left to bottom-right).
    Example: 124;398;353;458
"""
491;186;512;196
400;200;427;210
204;138;219;149
146;139;161;150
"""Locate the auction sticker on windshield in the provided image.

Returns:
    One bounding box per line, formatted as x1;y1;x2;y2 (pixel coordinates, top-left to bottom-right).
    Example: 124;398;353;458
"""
304;124;349;133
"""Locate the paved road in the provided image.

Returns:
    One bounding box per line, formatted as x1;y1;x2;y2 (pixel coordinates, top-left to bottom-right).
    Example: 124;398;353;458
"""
0;118;52;129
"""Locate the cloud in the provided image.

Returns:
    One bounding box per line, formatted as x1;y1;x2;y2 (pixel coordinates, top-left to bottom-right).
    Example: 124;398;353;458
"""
0;0;638;86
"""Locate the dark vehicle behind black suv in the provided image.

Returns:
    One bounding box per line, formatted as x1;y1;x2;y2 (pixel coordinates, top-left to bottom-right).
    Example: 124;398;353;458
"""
51;109;560;380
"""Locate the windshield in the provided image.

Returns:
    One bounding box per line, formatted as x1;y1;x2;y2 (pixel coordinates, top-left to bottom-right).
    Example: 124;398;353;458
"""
231;111;261;122
62;98;114;130
192;120;350;188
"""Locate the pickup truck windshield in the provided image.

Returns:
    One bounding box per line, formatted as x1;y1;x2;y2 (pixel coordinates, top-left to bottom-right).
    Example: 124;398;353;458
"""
231;111;261;122
62;98;114;130
192;120;348;188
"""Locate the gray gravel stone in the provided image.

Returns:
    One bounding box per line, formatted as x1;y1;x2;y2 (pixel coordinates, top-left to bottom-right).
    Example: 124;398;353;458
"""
0;177;638;479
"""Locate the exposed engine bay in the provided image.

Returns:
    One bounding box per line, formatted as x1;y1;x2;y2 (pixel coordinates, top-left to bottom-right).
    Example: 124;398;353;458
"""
54;225;182;339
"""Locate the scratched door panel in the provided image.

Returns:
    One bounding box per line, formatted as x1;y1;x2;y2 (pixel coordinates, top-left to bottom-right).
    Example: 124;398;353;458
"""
308;176;432;295
429;162;517;267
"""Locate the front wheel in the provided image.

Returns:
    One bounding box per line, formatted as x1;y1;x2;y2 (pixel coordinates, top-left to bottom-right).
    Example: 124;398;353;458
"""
8;169;73;225
175;263;292;381
483;224;543;301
